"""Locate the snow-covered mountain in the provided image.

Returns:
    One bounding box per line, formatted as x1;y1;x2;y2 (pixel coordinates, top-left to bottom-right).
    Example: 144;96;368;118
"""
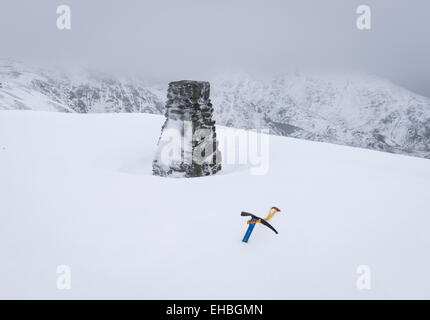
1;60;430;158
211;73;430;159
0;60;165;114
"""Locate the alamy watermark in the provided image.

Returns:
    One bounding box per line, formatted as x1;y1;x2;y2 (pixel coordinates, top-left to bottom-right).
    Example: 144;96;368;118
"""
356;5;371;30
356;265;372;290
56;5;71;30
55;5;371;31
56;265;72;290
157;121;270;175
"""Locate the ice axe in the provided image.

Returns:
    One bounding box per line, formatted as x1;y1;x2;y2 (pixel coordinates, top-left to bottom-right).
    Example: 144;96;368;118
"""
241;207;281;243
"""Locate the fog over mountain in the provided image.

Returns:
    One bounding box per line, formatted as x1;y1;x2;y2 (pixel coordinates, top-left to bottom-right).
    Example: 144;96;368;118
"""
0;0;430;97
1;60;429;159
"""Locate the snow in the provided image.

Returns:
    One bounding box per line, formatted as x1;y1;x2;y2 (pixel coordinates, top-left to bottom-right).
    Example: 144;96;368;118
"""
1;110;430;299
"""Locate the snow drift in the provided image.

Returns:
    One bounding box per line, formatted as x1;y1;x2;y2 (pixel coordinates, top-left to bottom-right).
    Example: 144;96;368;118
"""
1;111;430;299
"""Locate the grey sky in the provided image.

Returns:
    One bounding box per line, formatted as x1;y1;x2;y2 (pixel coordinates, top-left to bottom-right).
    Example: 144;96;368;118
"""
0;0;429;97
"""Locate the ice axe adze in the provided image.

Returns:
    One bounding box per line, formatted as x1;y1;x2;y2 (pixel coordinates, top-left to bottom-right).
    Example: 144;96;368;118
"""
241;207;281;243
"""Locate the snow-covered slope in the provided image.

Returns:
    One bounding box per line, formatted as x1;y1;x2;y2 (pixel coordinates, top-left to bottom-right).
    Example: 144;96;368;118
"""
1;110;430;299
1;60;430;159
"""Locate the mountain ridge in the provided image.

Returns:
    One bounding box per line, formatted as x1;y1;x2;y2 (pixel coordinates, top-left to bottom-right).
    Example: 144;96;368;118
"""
1;60;429;159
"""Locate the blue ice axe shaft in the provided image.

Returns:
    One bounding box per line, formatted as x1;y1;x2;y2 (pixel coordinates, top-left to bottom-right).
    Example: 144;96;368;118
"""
242;218;258;243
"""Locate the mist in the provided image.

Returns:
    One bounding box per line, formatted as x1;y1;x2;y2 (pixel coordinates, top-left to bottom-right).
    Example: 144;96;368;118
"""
0;0;429;96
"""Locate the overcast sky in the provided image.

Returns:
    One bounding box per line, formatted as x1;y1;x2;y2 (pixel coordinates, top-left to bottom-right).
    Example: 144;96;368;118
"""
0;0;429;96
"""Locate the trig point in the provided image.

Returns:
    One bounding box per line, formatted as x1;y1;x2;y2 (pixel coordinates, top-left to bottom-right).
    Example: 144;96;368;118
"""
152;80;222;178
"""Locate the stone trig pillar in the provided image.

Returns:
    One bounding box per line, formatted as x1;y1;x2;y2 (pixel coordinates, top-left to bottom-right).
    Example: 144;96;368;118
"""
152;80;222;178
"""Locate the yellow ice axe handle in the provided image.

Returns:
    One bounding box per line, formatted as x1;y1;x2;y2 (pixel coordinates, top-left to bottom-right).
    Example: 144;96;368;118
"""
248;207;280;224
265;207;280;221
